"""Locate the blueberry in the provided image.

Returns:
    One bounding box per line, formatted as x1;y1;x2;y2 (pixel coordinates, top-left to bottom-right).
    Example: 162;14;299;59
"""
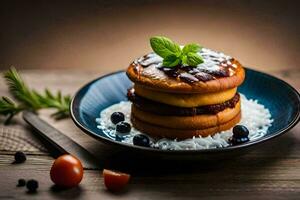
229;125;250;145
17;179;26;187
233;125;249;139
116;122;131;133
229;136;249;145
26;179;38;192
133;134;150;147
14;151;26;163
110;112;125;124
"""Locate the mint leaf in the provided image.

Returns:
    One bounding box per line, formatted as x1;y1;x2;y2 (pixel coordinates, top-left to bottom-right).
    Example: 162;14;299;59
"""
186;52;204;66
163;54;181;67
182;44;201;54
150;36;181;58
149;36;204;67
181;55;188;65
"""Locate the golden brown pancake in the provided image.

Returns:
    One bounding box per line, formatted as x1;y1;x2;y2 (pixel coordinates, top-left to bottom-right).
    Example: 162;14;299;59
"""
134;84;237;107
131;99;241;129
131;112;241;139
127;48;245;94
126;47;245;139
127;89;240;116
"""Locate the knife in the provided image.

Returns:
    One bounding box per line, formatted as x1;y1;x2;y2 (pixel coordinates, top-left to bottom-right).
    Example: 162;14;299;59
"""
22;111;100;170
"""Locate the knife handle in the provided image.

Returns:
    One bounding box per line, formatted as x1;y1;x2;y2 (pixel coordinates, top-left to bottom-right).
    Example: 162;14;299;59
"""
23;111;68;154
22;111;100;169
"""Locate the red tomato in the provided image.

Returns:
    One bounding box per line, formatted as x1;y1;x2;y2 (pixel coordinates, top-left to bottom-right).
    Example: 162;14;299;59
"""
103;169;130;192
50;154;83;188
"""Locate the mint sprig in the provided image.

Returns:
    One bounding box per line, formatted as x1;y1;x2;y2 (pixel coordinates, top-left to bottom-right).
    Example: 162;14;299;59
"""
150;36;204;67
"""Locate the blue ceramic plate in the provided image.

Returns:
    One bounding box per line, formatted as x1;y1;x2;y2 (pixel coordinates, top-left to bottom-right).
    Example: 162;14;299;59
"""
70;68;300;155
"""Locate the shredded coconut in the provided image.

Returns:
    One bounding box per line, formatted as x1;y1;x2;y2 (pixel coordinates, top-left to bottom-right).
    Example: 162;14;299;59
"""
96;94;273;150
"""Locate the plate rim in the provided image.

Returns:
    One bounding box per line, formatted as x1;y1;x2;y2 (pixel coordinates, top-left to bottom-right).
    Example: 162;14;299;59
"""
70;68;300;154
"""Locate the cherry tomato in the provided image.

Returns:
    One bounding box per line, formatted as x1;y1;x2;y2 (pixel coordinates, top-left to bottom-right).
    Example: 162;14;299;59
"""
103;169;130;192
50;154;83;188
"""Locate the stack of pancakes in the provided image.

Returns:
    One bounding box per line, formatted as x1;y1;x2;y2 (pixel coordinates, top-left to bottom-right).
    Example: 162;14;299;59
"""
126;48;245;139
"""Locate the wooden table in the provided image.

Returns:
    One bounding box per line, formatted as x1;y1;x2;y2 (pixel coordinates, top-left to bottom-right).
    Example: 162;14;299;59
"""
0;67;299;200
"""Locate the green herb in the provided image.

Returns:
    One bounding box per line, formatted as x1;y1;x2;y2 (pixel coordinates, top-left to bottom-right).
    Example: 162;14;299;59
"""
182;44;200;55
0;97;24;124
0;68;71;124
150;36;204;67
163;54;181;67
185;52;204;66
150;36;181;58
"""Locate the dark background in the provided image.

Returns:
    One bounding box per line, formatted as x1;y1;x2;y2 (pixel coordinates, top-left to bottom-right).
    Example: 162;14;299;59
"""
0;0;299;73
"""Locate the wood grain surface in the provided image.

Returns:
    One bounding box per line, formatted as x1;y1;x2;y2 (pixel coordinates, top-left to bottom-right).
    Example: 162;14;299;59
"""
0;0;299;199
0;66;299;200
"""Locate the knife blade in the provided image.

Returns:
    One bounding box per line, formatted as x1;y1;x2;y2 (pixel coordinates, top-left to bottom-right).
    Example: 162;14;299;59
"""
22;111;100;170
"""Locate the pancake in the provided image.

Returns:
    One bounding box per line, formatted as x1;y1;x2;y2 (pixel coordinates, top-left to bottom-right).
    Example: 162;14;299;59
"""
131;112;241;139
128;88;240;116
127;48;245;94
126;45;245;139
131;99;241;129
134;84;237;107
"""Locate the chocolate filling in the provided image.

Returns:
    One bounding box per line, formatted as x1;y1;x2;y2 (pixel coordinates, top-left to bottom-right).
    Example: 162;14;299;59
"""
157;64;231;84
133;48;237;84
127;88;240;116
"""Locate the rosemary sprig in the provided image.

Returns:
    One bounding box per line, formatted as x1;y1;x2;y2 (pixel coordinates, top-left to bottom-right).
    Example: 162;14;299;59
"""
0;68;71;124
36;89;71;119
0;96;24;124
4;68;41;110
